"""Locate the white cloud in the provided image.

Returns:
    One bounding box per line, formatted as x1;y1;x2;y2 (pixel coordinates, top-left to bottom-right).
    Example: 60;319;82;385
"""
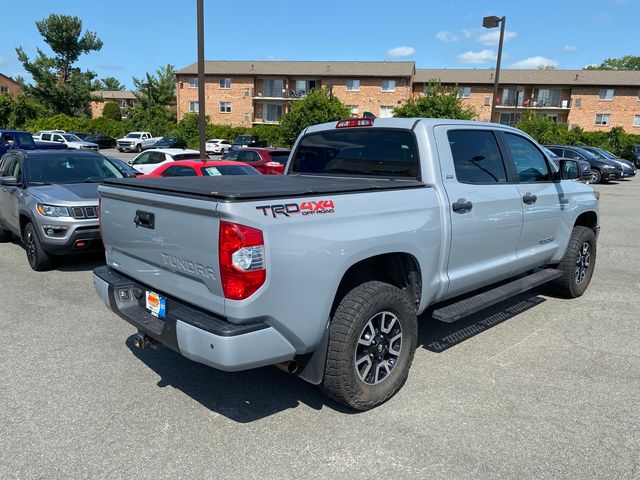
386;46;416;58
563;44;577;52
456;49;496;65
462;29;472;38
477;30;517;46
435;30;459;43
510;56;559;69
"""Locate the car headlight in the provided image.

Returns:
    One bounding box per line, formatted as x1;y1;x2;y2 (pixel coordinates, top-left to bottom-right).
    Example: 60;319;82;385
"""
36;204;70;217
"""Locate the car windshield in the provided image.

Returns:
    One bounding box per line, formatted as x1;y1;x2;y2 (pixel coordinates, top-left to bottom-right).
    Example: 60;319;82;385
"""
290;129;419;178
7;132;36;147
595;148;617;159
27;155;124;184
126;133;142;139
155;137;173;145
573;147;599;160
172;153;207;161
235;136;252;144
267;151;290;164
201;165;260;176
107;157;140;175
62;134;82;142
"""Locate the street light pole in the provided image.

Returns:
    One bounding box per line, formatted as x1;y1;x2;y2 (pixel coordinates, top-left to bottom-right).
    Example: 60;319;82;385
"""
197;0;206;161
483;15;506;123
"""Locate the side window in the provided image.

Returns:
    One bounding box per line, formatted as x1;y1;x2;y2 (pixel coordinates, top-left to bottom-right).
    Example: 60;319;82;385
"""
238;150;260;162
562;149;581;160
0;157;14;176
41;133;52;141
149;152;167;164
162;166;197;177
503;134;552;183
53;135;64;142
10;159;22;181
132;152;151;165
447;130;507;184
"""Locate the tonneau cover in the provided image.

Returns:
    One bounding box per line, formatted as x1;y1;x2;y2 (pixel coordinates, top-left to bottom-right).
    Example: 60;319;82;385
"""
103;175;426;201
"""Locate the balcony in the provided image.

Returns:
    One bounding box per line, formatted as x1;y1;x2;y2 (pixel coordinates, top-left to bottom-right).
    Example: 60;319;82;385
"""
252;88;313;100
496;90;571;109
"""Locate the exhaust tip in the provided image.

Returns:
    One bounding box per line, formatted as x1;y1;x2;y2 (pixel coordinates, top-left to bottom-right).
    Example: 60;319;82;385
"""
275;360;298;374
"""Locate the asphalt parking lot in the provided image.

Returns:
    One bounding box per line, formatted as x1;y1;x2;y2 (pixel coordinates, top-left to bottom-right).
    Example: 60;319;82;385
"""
0;180;638;479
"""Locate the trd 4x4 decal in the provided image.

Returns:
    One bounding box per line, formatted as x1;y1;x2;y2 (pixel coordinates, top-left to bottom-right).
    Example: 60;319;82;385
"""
256;200;335;218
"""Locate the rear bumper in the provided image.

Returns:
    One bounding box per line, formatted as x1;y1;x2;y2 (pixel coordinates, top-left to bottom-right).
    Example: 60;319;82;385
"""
93;266;296;371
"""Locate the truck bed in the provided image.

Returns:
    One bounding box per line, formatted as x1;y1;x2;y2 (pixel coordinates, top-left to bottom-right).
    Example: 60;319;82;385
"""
103;175;426;202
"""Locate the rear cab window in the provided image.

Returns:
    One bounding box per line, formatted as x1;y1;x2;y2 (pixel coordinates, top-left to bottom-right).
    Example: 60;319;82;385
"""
290;129;419;178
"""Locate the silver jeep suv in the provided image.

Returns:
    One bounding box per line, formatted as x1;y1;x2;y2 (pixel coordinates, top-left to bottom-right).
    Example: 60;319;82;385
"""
0;150;128;270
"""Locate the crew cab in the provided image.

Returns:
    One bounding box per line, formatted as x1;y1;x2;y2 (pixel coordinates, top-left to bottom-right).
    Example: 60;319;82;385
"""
35;132;99;151
94;118;599;410
116;132;161;152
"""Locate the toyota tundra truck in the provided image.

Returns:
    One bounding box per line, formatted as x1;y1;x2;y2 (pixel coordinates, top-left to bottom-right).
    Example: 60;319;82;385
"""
93;118;599;410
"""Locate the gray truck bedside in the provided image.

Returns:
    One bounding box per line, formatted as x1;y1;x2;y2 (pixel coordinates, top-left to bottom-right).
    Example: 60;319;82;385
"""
93;117;600;410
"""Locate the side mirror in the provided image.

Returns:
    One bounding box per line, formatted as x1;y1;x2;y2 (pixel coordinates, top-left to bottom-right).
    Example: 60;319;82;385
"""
1;176;21;186
559;159;580;180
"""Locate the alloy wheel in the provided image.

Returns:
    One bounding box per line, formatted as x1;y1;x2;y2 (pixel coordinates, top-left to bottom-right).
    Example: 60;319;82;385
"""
575;242;591;285
354;311;402;385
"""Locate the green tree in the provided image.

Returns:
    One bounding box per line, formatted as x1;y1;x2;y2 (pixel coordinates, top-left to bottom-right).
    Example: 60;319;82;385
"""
393;81;476;120
0;94;14;128
16;14;103;116
93;77;125;91
133;65;176;108
102;102;122;121
127;104;176;136
278;87;350;146
584;55;640;71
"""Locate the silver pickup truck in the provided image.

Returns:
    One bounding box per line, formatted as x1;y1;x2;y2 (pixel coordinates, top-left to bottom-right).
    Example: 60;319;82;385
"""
94;118;599;410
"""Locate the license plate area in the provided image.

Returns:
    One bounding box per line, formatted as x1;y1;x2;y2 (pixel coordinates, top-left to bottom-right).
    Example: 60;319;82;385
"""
145;290;166;319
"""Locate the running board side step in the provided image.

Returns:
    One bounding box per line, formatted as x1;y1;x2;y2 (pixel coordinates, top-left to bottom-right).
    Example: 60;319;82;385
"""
433;268;562;323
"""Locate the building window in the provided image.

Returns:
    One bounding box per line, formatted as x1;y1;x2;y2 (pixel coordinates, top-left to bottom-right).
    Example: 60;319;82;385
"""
219;102;232;113
188;77;198;88
0;86;8;93
381;80;396;92
219;78;231;89
595;114;610;126
379;106;394;118
484;96;491;106
347;105;359;116
633;115;640;127
188;101;199;112
346;79;360;92
499;112;522;126
458;86;471;98
263;79;285;97
574;98;582;108
264;103;284;123
598;88;614;100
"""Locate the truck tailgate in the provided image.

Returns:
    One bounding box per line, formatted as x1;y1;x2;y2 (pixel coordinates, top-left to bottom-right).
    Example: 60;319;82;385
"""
99;184;225;316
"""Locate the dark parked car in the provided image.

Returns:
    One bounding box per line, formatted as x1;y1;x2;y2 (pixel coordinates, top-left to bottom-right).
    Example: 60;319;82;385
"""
580;146;636;178
69;132;90;140
222;148;290;174
542;146;592;183
630;144;640;168
143;137;187;150
546;145;622;184
84;134;117;149
230;135;267;150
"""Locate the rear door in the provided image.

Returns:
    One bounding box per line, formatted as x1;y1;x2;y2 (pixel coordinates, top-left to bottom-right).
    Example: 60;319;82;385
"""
499;133;565;271
435;126;523;298
238;150;264;173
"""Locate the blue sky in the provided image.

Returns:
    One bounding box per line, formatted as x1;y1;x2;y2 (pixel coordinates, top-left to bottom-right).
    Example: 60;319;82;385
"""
0;0;637;89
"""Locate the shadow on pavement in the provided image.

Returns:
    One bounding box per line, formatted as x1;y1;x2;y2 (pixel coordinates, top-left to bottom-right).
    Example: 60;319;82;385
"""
125;291;548;422
53;251;106;272
418;291;546;352
126;336;355;423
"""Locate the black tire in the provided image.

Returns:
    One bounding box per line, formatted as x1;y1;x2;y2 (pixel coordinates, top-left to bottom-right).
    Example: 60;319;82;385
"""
550;226;596;298
23;222;53;271
321;281;417;411
590;169;602;184
136;144;142;153
0;226;11;242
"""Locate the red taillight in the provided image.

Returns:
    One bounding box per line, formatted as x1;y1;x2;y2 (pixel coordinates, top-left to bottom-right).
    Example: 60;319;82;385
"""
336;118;374;128
219;221;266;300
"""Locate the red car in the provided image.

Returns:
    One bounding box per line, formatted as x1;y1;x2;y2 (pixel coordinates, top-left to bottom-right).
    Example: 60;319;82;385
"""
140;160;261;178
221;148;290;175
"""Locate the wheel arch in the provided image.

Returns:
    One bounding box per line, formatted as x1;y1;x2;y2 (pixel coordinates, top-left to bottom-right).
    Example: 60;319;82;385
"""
574;210;598;234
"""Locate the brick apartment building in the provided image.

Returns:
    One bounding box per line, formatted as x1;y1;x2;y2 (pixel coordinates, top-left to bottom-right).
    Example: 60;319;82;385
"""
90;90;138;119
175;61;640;132
414;69;640;131
175;61;415;127
0;73;23;97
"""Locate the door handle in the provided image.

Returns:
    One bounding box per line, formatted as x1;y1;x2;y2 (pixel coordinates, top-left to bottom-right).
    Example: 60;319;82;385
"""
452;199;473;213
522;193;537;205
